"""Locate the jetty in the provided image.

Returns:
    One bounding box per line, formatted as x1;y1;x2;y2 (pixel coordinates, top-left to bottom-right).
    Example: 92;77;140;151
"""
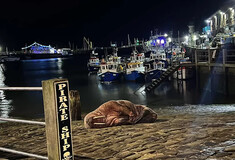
1;108;235;159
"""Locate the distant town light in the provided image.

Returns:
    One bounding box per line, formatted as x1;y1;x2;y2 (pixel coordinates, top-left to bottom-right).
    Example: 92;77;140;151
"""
205;19;211;24
220;11;225;15
160;39;165;44
157;39;160;44
168;37;172;43
164;33;168;37
193;35;198;41
185;36;189;41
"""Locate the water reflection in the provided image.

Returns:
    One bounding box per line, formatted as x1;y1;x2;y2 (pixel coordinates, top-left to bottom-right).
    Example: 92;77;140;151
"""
156;104;235;115
0;56;234;119
79;74;147;113
0;65;13;118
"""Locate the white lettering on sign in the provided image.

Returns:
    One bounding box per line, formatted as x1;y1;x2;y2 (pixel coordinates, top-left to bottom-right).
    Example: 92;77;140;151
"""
56;82;73;160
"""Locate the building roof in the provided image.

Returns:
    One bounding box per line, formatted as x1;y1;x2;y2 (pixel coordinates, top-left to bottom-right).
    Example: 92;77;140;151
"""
21;42;53;50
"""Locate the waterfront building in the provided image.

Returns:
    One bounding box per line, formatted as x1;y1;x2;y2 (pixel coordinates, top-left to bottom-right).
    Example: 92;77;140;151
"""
206;7;235;36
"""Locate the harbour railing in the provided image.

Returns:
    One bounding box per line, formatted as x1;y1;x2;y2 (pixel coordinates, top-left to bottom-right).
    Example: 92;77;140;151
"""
0;79;76;160
194;49;235;70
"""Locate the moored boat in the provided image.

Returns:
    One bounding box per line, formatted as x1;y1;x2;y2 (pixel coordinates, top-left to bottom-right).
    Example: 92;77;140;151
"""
145;60;168;82
1;56;20;62
145;50;169;82
124;62;145;82
87;50;100;72
124;50;146;82
98;49;123;82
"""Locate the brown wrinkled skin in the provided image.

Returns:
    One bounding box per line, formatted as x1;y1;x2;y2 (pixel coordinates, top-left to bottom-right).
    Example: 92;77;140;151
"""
84;100;158;129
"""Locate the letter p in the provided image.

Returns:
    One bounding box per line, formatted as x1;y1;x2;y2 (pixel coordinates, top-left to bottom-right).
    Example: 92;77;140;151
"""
58;84;66;90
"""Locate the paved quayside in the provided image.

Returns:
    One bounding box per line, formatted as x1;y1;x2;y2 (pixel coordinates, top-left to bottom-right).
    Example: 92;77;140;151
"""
1;107;235;159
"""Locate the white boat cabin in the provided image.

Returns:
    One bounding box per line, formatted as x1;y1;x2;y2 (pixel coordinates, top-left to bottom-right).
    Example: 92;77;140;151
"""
89;57;100;65
126;62;145;74
130;51;145;62
146;61;167;72
150;52;166;61
99;61;123;74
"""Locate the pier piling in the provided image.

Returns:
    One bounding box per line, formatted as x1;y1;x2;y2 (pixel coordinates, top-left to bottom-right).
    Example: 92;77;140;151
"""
69;90;82;121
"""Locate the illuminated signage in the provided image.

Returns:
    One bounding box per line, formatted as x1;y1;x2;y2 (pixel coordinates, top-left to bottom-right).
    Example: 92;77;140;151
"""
54;81;74;160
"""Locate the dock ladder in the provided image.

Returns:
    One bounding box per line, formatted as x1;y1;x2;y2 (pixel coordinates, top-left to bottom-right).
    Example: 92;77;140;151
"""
145;65;180;92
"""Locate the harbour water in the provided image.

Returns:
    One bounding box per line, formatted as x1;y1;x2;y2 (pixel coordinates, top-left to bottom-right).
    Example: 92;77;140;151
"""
0;55;235;119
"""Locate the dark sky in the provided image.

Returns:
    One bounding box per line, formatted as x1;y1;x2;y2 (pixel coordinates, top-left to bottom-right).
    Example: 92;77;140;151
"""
0;0;227;50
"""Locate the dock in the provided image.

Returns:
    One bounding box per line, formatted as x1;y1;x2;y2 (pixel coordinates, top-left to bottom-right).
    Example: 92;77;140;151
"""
1;109;235;159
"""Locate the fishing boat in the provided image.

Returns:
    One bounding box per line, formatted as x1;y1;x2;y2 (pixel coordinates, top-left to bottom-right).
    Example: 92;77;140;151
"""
1;56;20;62
98;49;123;82
87;50;100;72
145;50;168;82
124;50;146;82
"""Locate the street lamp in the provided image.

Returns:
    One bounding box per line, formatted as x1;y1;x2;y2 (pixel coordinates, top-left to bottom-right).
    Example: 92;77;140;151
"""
168;37;172;43
185;36;189;41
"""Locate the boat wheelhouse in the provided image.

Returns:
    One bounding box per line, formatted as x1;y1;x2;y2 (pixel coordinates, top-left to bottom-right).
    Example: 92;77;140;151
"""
149;51;166;61
124;50;146;82
130;50;145;62
98;50;123;82
87;51;100;72
145;60;168;81
145;48;169;81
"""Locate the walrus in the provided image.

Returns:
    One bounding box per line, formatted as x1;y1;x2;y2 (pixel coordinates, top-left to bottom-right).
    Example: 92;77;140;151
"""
84;100;158;129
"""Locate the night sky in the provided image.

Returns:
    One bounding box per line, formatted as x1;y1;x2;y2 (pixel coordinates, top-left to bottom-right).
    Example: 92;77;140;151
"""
0;0;228;50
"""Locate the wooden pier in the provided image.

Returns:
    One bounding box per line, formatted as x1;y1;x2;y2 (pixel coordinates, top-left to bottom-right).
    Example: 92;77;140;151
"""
195;48;235;66
143;48;235;93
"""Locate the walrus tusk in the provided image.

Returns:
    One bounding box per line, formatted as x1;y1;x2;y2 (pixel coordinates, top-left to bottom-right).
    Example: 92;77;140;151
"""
93;116;105;119
93;123;106;125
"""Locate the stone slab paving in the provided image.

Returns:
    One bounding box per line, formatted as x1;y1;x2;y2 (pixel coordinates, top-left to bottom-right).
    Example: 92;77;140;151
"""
0;111;235;159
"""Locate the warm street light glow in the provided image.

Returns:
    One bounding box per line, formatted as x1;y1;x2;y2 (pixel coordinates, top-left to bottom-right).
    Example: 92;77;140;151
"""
157;39;160;44
220;11;225;15
205;19;211;24
185;36;189;41
168;37;172;42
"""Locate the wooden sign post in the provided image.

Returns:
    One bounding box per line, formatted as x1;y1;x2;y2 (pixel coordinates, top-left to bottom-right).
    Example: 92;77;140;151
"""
42;79;74;160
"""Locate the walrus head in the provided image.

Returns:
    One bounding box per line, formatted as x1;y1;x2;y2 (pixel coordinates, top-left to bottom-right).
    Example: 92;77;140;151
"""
84;112;107;129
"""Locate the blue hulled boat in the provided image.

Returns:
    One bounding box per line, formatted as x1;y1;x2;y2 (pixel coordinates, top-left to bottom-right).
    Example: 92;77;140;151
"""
145;51;168;82
124;50;146;82
98;50;123;82
124;62;145;82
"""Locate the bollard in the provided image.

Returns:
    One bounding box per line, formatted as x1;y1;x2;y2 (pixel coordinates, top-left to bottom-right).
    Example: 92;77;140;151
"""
42;79;74;160
69;90;82;121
